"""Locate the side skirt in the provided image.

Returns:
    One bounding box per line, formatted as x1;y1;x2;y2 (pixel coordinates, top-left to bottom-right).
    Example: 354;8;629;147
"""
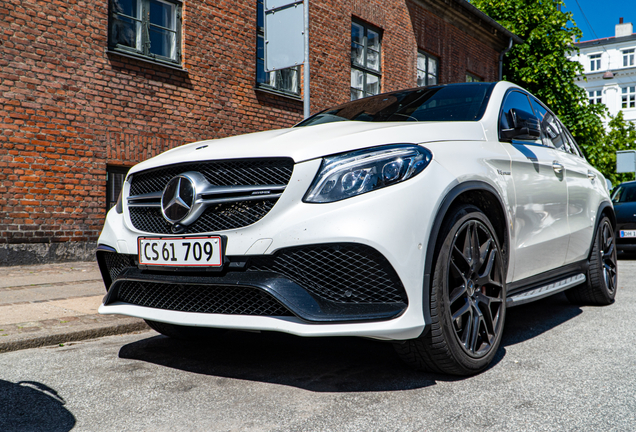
507;261;588;307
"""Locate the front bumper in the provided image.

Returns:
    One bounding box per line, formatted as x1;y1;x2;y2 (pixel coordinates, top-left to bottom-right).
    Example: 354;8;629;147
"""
616;223;636;252
98;244;408;323
97;158;456;340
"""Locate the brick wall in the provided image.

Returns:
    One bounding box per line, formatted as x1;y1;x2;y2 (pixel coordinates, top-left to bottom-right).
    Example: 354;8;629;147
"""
0;0;508;256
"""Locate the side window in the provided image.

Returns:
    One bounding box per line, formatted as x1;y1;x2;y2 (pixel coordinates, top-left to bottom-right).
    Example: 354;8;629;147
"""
531;97;571;152
561;123;583;157
611;186;623;202
499;91;534;139
542;113;566;151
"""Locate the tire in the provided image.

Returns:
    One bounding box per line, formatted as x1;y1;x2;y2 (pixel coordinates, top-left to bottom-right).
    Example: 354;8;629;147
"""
565;216;617;306
395;204;506;375
144;320;226;341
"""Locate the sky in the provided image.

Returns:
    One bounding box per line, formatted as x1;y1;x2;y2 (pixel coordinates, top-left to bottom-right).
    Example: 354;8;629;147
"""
563;0;634;41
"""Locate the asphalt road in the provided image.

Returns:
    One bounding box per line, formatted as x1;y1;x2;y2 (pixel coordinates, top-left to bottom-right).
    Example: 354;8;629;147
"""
1;259;636;432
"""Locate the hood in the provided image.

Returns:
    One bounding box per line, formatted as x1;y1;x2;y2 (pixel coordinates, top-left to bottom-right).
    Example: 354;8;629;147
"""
130;120;486;174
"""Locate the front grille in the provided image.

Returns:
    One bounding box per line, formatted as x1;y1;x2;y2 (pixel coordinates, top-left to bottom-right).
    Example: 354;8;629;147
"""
127;158;293;234
129;199;277;234
248;244;407;304
115;281;293;316
129;158;294;196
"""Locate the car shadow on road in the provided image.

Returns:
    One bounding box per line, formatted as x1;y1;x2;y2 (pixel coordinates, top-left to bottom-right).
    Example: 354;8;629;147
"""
501;292;582;347
119;294;586;392
0;380;76;432
119;329;440;392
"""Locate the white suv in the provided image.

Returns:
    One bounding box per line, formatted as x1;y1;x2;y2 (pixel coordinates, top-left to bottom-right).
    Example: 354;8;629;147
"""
97;81;617;375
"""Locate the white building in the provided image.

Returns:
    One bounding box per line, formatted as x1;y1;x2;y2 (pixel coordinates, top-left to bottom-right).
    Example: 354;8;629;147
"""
569;18;636;124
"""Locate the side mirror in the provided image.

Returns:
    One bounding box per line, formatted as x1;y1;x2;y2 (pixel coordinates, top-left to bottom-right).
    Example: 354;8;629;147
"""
501;108;541;141
606;178;613;192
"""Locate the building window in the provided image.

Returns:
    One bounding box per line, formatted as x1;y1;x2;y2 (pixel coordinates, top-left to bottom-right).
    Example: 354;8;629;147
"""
588;90;602;104
106;167;130;211
417;51;438;86
351;21;381;100
466;73;482;83
256;0;300;95
623;49;635;67
109;0;182;65
589;54;601;71
622;86;636;109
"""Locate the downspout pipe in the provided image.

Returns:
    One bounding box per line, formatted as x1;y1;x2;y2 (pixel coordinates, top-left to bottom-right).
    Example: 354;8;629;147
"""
499;37;514;81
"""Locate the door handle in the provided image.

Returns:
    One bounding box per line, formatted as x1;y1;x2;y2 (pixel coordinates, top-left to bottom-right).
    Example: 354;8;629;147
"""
588;170;596;181
552;161;564;174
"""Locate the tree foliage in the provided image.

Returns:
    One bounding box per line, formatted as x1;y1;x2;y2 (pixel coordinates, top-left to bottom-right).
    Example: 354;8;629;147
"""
470;0;628;178
587;111;636;186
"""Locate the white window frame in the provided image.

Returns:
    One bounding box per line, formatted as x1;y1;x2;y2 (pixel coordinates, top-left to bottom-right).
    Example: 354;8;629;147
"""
108;0;182;65
465;73;482;83
623;49;635;67
589;53;601;72
351;20;382;100
622;86;636;109
588;89;602;105
255;0;300;96
417;51;438;87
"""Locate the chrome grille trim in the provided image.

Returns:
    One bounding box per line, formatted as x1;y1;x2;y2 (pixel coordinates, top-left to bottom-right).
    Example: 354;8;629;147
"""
126;158;294;234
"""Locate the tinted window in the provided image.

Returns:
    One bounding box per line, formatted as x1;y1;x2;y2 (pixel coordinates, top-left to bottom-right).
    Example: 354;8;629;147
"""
542;113;567;150
530;98;548;122
562;128;583;157
530;97;582;156
499;91;533;132
296;83;495;126
612;185;636;203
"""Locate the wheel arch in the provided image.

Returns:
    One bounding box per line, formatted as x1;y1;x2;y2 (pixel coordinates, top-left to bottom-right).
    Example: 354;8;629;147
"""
420;181;510;332
588;200;616;259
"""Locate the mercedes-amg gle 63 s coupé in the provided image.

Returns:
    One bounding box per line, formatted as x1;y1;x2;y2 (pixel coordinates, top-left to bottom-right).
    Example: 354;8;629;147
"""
97;82;617;375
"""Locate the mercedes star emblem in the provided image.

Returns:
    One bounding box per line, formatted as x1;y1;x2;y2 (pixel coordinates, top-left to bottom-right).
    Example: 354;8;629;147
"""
161;175;195;224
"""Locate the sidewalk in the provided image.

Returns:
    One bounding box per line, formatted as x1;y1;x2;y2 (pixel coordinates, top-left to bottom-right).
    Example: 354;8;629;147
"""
0;261;149;353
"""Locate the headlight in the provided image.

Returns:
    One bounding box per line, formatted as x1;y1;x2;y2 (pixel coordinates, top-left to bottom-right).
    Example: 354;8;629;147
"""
303;144;432;203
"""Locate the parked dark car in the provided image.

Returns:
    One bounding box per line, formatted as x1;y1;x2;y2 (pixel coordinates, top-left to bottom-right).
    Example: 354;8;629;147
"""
612;180;636;253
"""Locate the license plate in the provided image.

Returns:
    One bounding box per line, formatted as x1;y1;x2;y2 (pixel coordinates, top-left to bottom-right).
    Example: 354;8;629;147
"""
138;236;223;267
620;230;636;238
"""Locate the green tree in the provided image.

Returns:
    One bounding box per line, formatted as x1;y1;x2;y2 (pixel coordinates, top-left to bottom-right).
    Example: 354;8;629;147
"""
587;111;636;186
471;0;606;155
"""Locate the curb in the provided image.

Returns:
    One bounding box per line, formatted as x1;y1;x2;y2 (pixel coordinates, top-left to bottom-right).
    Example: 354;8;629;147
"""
0;318;150;353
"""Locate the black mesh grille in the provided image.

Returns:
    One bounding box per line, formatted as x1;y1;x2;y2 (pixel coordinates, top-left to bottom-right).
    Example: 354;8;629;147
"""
248;244;406;304
102;252;136;284
129;199;277;234
129;158;294;196
115;281;293;316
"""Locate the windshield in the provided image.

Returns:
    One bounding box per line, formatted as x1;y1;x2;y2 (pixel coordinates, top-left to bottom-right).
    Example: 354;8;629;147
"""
296;83;496;127
612;184;636;203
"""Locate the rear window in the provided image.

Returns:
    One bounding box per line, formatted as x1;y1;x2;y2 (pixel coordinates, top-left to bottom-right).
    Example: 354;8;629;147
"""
612;185;636;203
297;83;495;127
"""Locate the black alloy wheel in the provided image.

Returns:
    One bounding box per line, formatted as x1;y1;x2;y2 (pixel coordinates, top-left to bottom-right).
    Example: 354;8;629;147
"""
599;220;618;295
447;218;505;358
566;216;617;305
394;204;506;375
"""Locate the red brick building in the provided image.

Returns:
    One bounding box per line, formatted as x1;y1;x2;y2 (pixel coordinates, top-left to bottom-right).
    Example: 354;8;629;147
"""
0;0;520;264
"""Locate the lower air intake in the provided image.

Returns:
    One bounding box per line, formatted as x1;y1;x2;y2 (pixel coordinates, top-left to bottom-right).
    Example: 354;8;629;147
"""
115;281;293;316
